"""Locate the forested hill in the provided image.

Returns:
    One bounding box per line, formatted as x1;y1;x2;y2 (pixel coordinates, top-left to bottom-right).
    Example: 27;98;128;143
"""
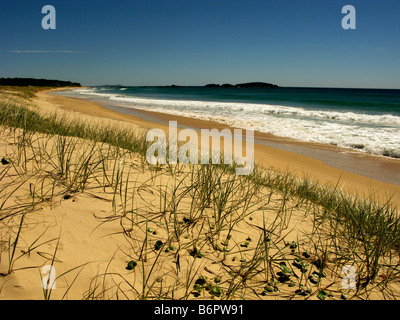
0;78;81;87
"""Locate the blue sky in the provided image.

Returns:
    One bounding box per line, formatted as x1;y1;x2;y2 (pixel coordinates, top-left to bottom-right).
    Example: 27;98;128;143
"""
1;0;399;88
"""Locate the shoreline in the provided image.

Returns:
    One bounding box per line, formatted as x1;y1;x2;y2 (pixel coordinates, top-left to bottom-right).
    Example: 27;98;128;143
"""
101;102;400;186
41;90;400;206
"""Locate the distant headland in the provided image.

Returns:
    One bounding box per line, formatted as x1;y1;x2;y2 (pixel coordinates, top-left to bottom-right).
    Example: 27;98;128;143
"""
204;82;279;88
0;77;81;87
95;82;279;88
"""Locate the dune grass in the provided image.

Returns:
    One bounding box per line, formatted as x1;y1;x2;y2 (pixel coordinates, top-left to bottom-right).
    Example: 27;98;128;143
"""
0;87;399;300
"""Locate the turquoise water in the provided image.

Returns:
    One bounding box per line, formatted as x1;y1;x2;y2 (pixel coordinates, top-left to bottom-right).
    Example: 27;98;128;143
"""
117;87;400;115
57;86;400;159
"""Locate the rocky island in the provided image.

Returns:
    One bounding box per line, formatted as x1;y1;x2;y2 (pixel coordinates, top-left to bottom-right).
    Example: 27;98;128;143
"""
205;82;279;88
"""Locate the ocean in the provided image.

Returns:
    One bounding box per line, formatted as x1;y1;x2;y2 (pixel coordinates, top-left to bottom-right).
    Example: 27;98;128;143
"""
55;86;400;159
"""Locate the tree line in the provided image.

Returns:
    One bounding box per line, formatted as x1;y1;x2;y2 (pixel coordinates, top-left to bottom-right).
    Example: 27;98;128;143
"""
0;78;81;87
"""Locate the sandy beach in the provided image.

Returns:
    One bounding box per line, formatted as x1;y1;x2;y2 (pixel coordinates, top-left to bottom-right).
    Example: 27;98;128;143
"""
1;87;399;300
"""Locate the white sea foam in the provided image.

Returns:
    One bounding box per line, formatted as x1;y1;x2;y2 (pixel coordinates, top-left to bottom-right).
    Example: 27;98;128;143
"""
68;88;400;158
